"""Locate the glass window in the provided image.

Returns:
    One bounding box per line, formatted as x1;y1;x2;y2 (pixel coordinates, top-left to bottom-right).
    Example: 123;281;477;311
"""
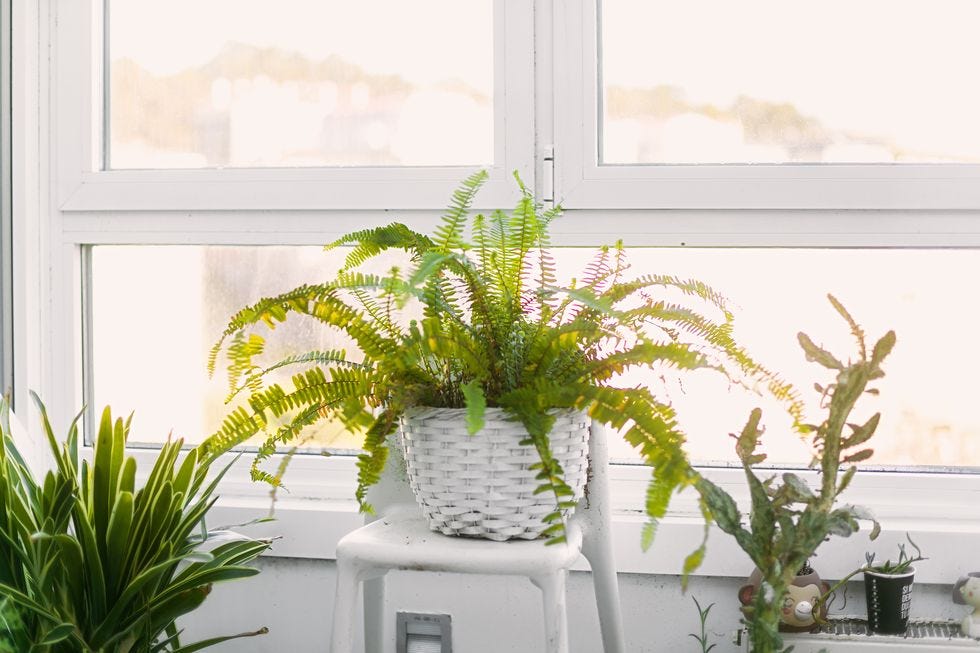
90;245;368;449
600;0;980;165
91;245;980;472
589;248;980;470
107;0;494;169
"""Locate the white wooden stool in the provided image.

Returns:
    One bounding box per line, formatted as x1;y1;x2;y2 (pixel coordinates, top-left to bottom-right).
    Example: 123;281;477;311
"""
329;420;626;653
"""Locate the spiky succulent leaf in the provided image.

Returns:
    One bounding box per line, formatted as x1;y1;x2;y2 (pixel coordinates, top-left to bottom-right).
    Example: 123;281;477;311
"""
0;397;269;652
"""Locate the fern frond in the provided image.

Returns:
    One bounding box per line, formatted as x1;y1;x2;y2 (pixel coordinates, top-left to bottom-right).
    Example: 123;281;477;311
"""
212;284;399;366
508;182;540;316
609;240;630;287
197;406;268;463
354;409;400;513
200;366;379;461
603;274;734;319
584;341;710;384
250;402;330;487
545;284;621;328
433;169;488;252
622;302;732;339
209;283;329;358
525;317;606;378
223;331;265;397
472;211;492;276
616;299;804;430
226;350;364;403
580;246;613;290
347;287;403;340
326;223;435;271
583;385;692;537
411;249;504;351
410;317;488;379
487;209;517;306
497;386;576;543
424;274;466;326
532;205;558;318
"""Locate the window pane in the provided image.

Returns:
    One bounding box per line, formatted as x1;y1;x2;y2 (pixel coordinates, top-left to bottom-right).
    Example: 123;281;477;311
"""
579;248;979;470
108;0;493;169
601;0;980;164
91;246;368;450
91;246;980;471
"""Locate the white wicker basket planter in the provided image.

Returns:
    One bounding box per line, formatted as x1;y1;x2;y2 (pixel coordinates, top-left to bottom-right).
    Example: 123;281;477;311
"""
400;407;590;542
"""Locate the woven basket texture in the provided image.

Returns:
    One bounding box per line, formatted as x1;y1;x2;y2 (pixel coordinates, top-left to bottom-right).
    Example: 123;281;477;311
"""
400;407;590;541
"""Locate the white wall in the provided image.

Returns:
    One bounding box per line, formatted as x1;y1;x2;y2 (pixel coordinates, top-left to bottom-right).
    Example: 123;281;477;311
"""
179;556;967;653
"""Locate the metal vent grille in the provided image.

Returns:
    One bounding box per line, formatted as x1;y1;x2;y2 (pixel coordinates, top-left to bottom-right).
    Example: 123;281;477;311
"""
396;612;451;653
740;619;980;651
405;634;442;653
807;618;972;640
776;618;980;652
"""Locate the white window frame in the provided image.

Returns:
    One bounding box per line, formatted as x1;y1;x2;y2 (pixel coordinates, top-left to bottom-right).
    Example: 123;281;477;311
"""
14;0;979;580
0;0;13;398
554;0;980;210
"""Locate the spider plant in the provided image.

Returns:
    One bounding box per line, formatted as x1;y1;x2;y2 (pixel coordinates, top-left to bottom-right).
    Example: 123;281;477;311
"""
202;170;799;545
0;394;269;652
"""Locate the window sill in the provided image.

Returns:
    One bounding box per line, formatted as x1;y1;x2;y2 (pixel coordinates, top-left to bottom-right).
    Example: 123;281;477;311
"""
208;493;980;584
126;447;980;579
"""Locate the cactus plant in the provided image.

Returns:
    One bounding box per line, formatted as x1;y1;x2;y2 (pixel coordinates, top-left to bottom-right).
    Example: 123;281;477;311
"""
694;296;894;652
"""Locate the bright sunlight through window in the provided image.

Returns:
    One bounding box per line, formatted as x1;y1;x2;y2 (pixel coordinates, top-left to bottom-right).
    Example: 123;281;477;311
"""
91;246;980;472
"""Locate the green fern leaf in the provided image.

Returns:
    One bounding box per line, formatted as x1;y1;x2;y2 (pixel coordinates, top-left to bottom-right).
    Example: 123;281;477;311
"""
326;223;435;271
460;380;486;435
433;169;488;252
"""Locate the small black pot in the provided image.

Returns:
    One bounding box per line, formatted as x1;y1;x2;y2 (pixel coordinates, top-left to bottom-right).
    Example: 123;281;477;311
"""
864;568;915;634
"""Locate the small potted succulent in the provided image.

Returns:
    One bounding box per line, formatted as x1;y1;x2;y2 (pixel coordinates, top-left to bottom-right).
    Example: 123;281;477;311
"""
202;170;798;545
863;536;927;634
810;533;927;636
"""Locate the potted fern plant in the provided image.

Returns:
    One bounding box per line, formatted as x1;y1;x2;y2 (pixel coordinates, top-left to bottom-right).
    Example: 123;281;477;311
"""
202;170;796;544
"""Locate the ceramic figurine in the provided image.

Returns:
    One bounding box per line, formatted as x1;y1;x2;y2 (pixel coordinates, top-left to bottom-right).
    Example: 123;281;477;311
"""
739;566;831;632
953;573;980;638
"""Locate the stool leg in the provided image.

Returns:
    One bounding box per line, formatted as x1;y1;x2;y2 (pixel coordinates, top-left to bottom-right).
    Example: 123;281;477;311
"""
363;576;385;653
532;571;569;653
582;541;625;653
330;560;363;653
